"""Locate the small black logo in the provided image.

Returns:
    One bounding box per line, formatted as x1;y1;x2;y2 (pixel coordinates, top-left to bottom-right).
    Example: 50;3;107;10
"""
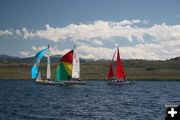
165;105;180;120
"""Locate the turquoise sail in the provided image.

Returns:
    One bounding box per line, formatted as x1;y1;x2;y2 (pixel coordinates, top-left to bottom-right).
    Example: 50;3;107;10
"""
31;48;48;79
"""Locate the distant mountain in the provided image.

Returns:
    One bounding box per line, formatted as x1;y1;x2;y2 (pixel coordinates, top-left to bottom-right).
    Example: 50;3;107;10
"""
0;54;20;63
1;54;180;64
169;56;180;61
0;54;94;64
0;54;19;59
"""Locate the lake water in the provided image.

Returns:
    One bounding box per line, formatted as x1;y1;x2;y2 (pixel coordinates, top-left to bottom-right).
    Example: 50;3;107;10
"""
0;80;180;120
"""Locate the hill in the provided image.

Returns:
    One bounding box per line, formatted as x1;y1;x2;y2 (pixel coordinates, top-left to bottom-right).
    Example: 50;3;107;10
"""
0;54;180;80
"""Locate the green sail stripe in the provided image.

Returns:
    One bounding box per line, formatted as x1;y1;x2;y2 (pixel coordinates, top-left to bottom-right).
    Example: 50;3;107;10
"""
56;63;70;81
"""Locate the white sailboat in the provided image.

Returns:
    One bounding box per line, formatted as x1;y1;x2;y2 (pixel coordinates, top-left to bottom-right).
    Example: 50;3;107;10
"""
56;45;86;85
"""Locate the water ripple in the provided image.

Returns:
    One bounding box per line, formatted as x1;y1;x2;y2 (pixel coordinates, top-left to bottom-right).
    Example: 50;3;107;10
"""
0;80;180;120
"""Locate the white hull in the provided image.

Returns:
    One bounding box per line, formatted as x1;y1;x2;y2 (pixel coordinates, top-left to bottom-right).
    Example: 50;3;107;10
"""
35;79;64;85
35;79;86;85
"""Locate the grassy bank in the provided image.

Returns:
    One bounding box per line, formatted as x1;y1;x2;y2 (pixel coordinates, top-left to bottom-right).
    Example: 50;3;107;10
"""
0;59;180;80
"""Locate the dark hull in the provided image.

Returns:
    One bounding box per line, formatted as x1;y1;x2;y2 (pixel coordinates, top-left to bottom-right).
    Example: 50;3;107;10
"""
107;80;135;85
62;80;86;85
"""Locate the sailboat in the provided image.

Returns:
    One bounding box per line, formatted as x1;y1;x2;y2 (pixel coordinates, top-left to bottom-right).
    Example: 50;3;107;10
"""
106;47;134;85
56;45;86;85
32;45;63;85
32;45;85;85
32;46;49;83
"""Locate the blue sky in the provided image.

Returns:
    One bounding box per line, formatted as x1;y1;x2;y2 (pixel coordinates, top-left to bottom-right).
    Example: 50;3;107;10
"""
0;0;180;60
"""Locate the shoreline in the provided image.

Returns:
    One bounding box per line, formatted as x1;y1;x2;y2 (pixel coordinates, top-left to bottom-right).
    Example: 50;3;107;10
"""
0;78;180;81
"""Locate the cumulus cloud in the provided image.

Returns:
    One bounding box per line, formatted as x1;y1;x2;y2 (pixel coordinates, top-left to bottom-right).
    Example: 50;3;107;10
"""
0;19;147;42
1;19;180;43
19;38;180;60
110;19;148;26
20;46;47;57
20;45;72;58
0;30;13;37
1;19;180;60
77;45;115;59
19;51;31;57
91;39;103;46
77;39;180;60
6;20;179;44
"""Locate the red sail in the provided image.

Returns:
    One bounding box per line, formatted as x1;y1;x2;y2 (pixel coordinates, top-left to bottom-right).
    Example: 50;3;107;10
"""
106;50;116;79
60;50;73;63
116;48;125;79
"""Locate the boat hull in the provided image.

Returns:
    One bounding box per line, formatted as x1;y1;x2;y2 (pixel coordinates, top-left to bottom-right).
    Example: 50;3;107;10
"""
35;80;64;85
107;80;135;85
62;80;86;85
35;79;86;85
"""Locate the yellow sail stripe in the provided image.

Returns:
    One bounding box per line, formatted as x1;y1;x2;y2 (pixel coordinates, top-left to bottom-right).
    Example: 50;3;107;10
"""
63;62;72;76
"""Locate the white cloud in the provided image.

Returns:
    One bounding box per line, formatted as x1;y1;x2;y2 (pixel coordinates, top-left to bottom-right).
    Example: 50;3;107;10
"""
19;51;31;57
0;20;180;44
1;19;180;60
10;20;180;45
0;30;13;37
91;39;103;46
19;39;180;60
20;45;72;58
32;46;46;51
1;20;180;44
110;19;147;26
115;43;119;47
120;39;180;60
49;46;71;55
81;54;96;59
77;45;115;60
8;19;147;42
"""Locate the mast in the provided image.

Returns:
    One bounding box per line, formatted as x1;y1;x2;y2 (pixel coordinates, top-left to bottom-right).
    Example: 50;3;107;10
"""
46;45;51;80
116;47;125;79
72;44;80;80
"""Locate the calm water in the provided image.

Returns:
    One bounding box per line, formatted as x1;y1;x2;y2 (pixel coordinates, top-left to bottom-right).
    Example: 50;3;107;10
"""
0;80;180;120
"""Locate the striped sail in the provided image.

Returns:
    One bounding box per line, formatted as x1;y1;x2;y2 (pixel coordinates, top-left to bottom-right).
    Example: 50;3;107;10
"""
56;50;73;81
